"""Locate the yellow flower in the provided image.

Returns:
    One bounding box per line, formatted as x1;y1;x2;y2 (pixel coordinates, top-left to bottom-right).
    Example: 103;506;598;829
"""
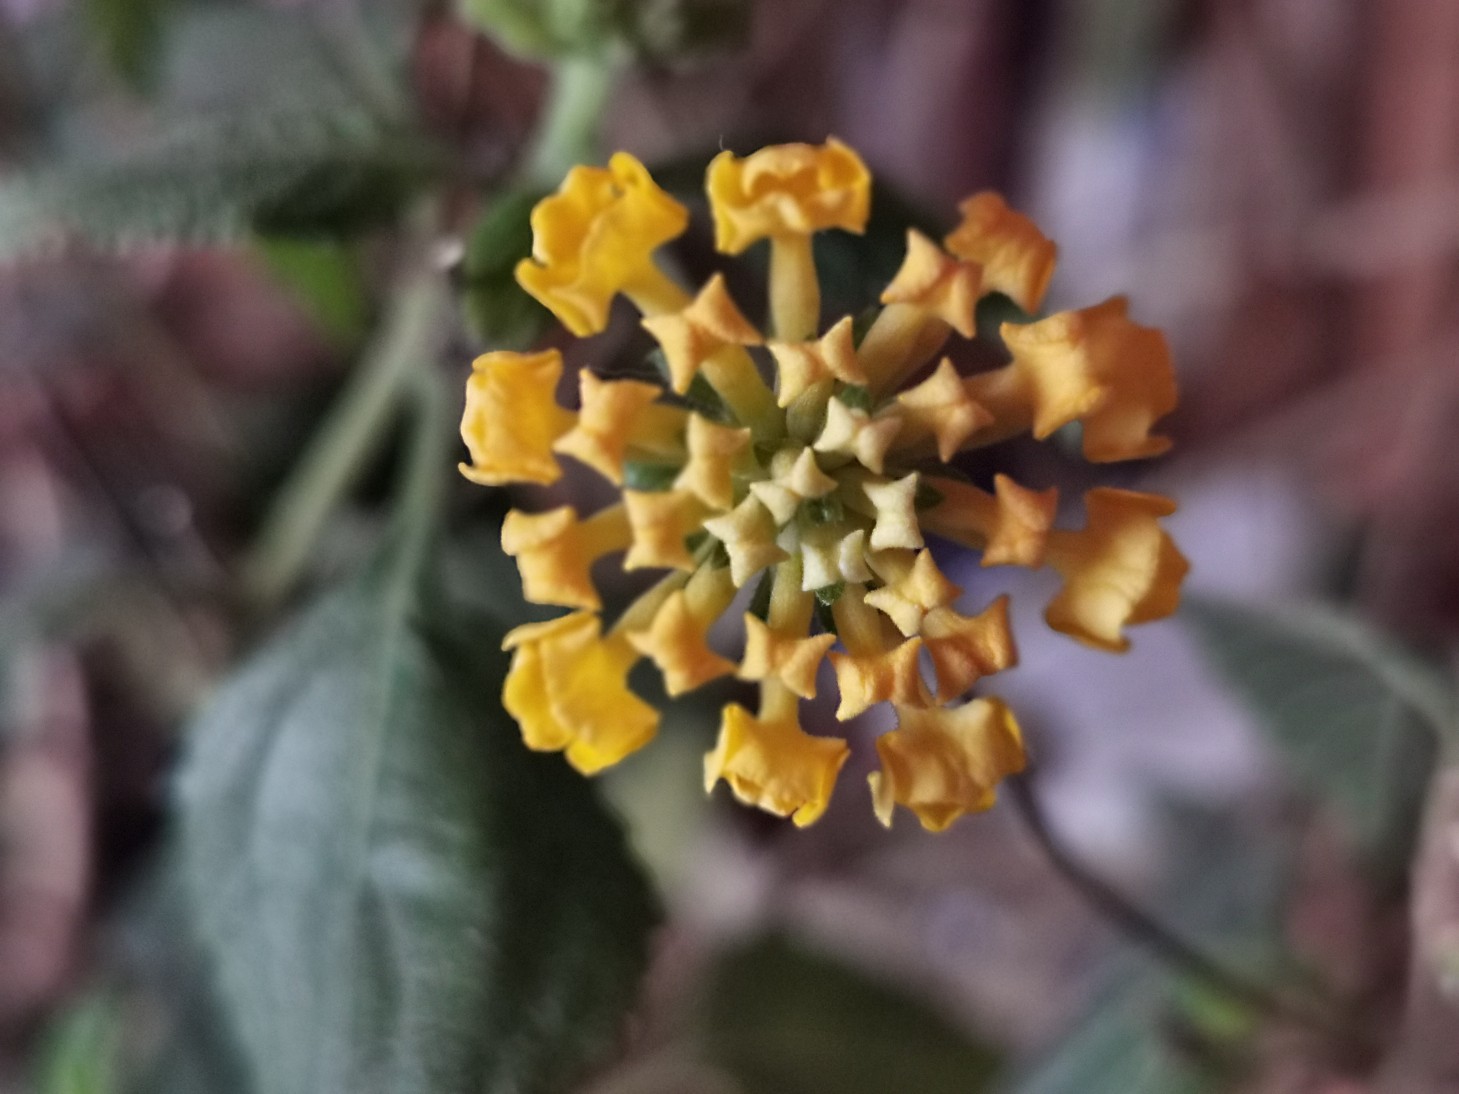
705;138;871;253
869;699;1027;831
990;297;1178;462
1044;489;1190;652
516;152;691;337
944;192;1057;314
554;372;684;485
704;698;850;826
626;564;737;694
641;274;762;395
500;504;630;612
502;613;659;775
464;141;1186;830
459;350;575;485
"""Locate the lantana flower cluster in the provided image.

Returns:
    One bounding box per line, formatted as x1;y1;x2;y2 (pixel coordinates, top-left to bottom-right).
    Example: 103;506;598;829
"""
460;138;1187;831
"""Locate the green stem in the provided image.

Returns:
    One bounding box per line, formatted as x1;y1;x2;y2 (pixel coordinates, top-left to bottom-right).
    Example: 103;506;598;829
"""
522;56;619;185
242;269;447;611
391;364;453;580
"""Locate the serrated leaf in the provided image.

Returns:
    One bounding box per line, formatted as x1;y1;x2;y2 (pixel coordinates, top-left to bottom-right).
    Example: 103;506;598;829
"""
1185;596;1453;861
178;541;659;1094
0;110;439;260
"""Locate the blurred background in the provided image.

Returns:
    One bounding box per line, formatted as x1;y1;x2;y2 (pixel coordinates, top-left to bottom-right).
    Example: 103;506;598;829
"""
3;0;1459;1092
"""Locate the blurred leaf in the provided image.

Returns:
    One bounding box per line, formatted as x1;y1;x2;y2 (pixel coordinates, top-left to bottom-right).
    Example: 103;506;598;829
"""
84;0;171;90
1012;980;1226;1094
34;992;123;1094
104;857;253;1094
458;0;618;59
0;109;440;260
462;188;551;350
157;5;411;116
255;237;371;348
178;535;660;1094
702;935;1002;1094
619;0;752;60
1185;596;1452;861
459;0;749;60
1010;805;1293;1094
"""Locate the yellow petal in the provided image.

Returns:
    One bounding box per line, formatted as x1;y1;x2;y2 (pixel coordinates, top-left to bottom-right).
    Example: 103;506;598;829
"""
1000;297;1177;462
459;349;576;486
768;316;866;407
739;614;837;699
860;472;924;550
706;138;871;253
800;528;871;591
1044;488;1189;651
921;474;1058;568
675;413;751;510
781;446;838;498
501;504;630;611
749;446;838;525
515;152;690;336
944;192;1057;314
829;636;929;720
623;489;706;571
892;358;993;461
920;597;1016;701
502;612;659;774
704;700;849;826
869;698;1026;831
864;548;962;637
626;567;737;695
879;230;982;338
554;372;683;485
641;274;763;394
813;398;902;474
703;496;789;586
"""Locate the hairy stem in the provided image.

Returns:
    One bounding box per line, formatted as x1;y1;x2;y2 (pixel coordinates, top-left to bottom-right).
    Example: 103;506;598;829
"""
1008;772;1354;1041
241;265;447;611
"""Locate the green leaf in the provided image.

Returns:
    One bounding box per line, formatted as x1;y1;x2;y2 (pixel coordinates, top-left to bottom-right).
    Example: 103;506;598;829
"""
702;935;1002;1094
1184;596;1453;863
1013;981;1226;1094
0;109;439;260
104;856;253;1094
462;188;551;350
34;992;124;1094
84;0;172;90
178;540;660;1094
622;459;682;492
255;237;370;348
